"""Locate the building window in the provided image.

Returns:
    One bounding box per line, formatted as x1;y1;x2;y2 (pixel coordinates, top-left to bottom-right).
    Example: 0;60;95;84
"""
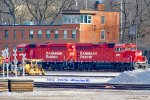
72;30;76;39
21;30;24;38
46;30;50;39
68;16;71;23
100;30;105;40
63;30;67;39
63;15;68;23
4;30;9;39
84;15;87;23
80;15;84;23
101;16;105;24
14;30;16;38
38;30;42;39
63;15;92;24
87;15;92;23
29;30;34;39
81;15;92;24
55;30;59;39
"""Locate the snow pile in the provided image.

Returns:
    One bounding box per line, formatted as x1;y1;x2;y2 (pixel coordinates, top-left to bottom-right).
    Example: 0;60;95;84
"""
108;69;150;84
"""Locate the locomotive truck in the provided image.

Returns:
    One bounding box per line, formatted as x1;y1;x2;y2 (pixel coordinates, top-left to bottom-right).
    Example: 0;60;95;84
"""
14;43;148;72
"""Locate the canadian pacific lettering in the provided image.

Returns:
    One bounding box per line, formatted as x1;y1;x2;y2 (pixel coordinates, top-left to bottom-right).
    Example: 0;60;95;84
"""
80;51;97;59
46;51;62;58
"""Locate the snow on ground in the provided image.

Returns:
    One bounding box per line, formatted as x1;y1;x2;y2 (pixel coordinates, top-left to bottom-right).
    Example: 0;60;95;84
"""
0;76;112;83
0;71;120;83
108;69;150;84
2;69;150;84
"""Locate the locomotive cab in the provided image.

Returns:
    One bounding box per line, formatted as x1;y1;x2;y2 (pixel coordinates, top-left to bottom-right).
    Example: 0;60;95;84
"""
15;44;28;62
114;43;148;69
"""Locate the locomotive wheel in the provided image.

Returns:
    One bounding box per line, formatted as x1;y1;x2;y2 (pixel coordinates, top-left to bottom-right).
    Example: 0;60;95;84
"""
82;64;86;71
85;64;89;71
59;66;64;71
120;67;125;72
58;63;64;71
48;66;52;71
116;64;120;71
119;64;125;72
87;64;92;71
124;65;127;71
52;64;57;71
116;64;124;72
78;65;83;71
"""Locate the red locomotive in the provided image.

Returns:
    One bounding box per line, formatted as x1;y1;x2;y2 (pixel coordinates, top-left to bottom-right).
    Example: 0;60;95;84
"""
15;43;148;71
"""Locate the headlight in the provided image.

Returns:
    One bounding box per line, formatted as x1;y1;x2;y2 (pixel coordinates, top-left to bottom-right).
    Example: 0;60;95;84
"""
135;52;142;56
138;52;142;56
135;52;139;56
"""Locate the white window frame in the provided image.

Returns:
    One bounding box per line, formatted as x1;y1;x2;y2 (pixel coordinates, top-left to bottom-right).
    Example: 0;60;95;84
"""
13;30;16;38
100;30;105;40
38;30;42;39
101;16;105;25
63;15;92;24
55;30;59;39
5;30;9;39
87;15;92;23
72;30;76;39
29;30;34;39
63;30;67;39
21;30;24;39
63;15;67;24
46;29;50;39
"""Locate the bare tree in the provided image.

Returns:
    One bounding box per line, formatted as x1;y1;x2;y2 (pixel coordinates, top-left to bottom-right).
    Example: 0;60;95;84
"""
111;0;150;45
25;0;77;25
0;0;23;24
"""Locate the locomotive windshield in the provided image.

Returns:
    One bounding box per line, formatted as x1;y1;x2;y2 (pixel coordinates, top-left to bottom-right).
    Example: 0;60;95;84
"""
17;48;24;52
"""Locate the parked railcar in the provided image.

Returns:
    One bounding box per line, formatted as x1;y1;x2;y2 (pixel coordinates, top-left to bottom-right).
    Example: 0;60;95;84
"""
14;43;148;71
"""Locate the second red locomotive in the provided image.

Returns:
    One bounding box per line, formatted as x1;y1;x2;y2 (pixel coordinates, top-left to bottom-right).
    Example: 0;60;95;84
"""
15;43;148;71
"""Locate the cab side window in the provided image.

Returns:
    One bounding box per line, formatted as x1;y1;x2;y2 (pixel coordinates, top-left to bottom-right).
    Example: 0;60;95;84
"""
17;48;24;52
115;48;122;52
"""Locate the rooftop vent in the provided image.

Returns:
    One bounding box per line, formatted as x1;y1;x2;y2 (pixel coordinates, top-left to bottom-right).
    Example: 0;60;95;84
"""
94;0;105;11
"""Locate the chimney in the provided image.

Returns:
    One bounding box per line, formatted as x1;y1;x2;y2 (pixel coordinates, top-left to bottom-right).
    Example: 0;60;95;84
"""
94;0;105;11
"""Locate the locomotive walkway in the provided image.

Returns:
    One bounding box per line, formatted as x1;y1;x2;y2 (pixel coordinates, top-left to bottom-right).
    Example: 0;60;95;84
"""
45;71;120;77
34;82;150;90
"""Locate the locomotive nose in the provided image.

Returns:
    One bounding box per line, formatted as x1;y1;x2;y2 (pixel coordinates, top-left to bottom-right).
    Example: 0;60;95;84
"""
135;51;142;56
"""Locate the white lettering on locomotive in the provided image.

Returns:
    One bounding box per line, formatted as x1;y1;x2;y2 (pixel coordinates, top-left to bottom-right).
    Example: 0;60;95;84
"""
116;54;120;57
46;51;62;58
80;51;97;56
79;51;97;59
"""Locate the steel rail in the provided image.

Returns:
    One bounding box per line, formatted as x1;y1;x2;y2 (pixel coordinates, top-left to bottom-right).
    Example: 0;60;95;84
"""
0;74;116;78
34;82;150;90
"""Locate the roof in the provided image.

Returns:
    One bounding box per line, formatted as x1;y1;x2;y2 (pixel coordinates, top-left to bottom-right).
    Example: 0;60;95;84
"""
115;43;137;47
17;44;28;47
62;10;98;15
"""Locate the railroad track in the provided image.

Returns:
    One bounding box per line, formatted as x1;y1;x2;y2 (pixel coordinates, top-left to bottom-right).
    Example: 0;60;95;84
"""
34;82;150;90
28;75;116;78
0;74;116;78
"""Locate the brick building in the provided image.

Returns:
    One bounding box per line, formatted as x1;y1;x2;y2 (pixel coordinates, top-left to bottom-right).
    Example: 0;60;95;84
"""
0;2;119;54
